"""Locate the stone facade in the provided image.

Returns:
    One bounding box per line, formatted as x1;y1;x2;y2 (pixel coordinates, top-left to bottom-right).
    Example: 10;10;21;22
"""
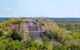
10;18;44;41
20;18;43;41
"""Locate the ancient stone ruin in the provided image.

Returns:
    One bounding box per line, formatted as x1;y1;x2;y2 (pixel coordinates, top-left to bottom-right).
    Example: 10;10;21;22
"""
10;18;44;41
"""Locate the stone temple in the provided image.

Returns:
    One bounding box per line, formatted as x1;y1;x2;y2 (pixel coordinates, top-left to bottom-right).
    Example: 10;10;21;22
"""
11;18;43;41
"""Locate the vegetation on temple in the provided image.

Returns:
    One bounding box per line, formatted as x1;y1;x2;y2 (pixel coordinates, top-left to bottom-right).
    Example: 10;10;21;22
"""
0;18;80;50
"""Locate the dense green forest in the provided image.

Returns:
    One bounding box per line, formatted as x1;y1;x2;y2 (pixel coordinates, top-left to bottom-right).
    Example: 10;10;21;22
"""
0;18;80;50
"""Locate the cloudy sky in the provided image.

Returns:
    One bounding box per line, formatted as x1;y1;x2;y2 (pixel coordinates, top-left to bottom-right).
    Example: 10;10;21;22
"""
0;0;80;18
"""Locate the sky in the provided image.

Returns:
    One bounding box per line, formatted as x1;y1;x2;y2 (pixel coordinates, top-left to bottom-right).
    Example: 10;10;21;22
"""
0;0;80;18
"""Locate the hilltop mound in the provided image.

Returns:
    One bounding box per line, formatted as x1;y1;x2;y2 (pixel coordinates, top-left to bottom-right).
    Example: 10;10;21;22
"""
38;18;60;32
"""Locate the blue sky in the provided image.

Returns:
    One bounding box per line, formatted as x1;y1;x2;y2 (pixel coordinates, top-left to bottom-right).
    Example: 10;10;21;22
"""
0;0;80;18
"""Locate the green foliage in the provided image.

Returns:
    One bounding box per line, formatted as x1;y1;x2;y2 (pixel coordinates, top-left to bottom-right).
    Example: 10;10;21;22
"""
10;18;23;24
0;41;6;50
58;22;80;32
0;18;80;50
11;30;22;41
42;36;50;43
0;30;3;37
